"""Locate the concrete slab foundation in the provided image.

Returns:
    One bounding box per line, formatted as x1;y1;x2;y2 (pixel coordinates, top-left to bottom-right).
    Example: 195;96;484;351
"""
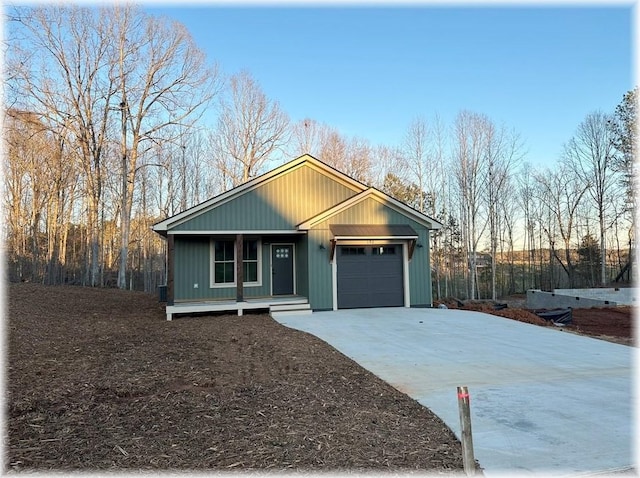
527;287;638;309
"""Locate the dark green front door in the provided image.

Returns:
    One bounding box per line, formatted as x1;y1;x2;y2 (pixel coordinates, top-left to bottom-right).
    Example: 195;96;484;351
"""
272;244;294;295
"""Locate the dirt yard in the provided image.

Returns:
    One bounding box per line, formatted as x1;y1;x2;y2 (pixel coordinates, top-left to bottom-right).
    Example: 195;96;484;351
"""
8;284;633;473
436;296;634;347
7;283;465;472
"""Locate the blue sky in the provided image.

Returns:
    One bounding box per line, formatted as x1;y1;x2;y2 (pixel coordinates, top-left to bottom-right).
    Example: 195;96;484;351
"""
147;4;635;167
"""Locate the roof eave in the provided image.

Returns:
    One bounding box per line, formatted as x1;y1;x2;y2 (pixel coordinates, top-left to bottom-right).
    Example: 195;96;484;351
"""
298;188;443;231
153;154;368;234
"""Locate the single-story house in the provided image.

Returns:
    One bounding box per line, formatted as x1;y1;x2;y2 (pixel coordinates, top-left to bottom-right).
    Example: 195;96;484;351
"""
152;154;442;320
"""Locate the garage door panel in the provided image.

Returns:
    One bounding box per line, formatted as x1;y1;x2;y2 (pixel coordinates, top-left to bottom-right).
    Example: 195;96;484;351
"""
337;245;404;309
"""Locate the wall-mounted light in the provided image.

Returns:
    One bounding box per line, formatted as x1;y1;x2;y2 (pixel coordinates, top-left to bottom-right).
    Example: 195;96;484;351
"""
319;243;326;250
416;243;424;248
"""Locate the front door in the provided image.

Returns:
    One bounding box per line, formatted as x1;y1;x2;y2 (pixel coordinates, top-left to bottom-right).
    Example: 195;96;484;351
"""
271;244;294;295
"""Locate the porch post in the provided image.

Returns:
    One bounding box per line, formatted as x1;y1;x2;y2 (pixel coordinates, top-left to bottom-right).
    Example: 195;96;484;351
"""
167;234;174;306
236;234;244;303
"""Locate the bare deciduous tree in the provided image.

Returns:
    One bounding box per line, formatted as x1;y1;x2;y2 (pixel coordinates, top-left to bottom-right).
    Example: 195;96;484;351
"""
10;5;118;286
369;144;404;191
403;116;431;213
563;111;619;285
485;125;523;299
7;5;219;289
452;111;492;299
534;164;590;288
401;115;449;297
288;118;326;157
517;163;541;290
112;5;220;288
212;71;290;187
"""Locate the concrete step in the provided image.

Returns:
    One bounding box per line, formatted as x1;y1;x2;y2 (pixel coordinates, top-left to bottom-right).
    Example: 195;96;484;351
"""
270;303;312;319
271;309;313;319
270;303;311;312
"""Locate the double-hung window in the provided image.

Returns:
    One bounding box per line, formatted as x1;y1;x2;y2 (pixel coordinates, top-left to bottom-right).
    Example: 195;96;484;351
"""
243;240;258;283
211;239;261;287
213;240;235;285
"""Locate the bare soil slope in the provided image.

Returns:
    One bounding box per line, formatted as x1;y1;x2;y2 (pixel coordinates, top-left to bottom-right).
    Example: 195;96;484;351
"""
437;297;634;346
7;283;464;472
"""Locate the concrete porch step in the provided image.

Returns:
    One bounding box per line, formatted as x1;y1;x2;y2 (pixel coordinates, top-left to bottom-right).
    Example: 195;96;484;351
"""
270;302;312;318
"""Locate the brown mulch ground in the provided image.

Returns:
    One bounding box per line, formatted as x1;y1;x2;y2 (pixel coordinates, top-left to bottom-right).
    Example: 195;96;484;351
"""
7;282;466;473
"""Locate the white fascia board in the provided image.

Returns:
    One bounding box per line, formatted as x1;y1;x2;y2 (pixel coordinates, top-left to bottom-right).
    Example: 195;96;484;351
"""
152;223;168;233
297;190;369;230
298;188;443;231
154;154;366;232
368;189;444;230
154;175;289;232
167;230;306;235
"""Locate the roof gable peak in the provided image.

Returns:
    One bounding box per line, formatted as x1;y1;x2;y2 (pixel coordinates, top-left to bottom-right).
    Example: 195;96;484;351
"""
153;154;367;233
297;187;443;231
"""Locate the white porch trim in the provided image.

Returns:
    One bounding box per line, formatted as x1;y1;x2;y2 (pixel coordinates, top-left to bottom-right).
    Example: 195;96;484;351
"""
165;296;308;321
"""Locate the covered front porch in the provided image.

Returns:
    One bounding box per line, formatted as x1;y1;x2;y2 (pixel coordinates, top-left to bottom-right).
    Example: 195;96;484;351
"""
165;295;310;321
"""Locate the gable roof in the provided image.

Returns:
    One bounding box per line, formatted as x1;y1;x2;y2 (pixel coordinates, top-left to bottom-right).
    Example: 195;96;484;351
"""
297;188;442;231
153;153;443;235
152;154;365;235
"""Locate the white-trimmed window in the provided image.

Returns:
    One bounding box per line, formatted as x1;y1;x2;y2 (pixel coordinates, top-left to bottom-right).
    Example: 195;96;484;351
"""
242;240;259;283
211;239;261;287
213;240;235;285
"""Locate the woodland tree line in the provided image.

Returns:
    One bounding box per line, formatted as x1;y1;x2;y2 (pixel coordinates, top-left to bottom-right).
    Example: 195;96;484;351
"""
4;5;636;300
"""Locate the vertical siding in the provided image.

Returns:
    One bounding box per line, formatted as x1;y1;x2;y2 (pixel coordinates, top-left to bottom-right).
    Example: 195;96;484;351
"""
173;164;360;231
296;236;309;297
307;229;334;310
408;229;432;307
174;235;305;301
309;197;434;309
170;162;435;307
174;237;220;301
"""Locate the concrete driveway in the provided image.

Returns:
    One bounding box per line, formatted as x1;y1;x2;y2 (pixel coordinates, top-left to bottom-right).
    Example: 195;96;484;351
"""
273;307;634;476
